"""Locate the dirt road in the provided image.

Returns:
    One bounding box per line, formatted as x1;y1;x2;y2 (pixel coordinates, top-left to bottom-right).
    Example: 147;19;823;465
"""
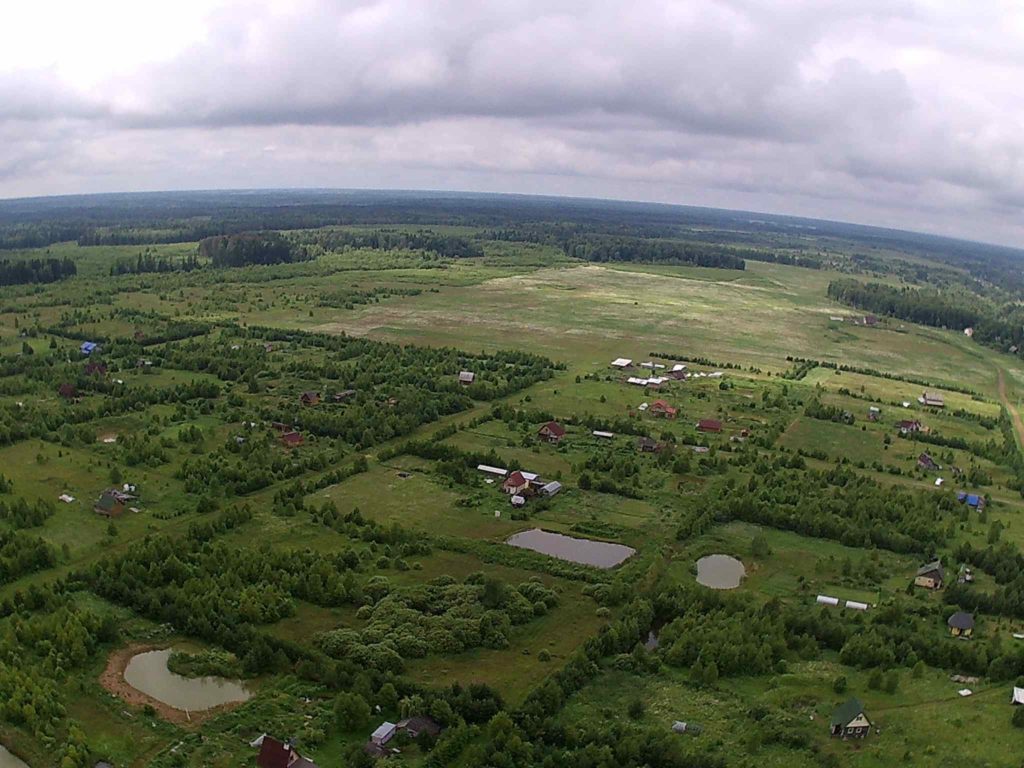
997;368;1024;450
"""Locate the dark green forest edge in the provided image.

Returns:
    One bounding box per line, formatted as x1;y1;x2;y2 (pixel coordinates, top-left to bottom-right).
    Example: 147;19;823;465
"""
1;191;1024;767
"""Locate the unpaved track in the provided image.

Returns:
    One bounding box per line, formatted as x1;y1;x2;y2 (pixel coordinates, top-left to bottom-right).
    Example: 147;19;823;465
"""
997;368;1024;450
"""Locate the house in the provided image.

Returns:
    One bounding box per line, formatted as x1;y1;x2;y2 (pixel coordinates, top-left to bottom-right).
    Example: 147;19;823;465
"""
697;418;722;433
458;371;475;385
867;406;880;422
920;391;945;408
84;361;107;377
649;400;678;419
915;560;945;590
898;419;922;435
371;722;397;746
948;611;975;637
829;698;871;739
333;389;356;402
611;358;633;369
300;391;320;406
58;383;78;401
510;494;526;508
538;421;566;444
918;453;940;471
280;431;304;448
1011;687;1024;705
94;490;125;518
397;715;442;739
256;736;319;768
80;341;98;356
957;492;986;511
863;315;878;327
637;436;660;453
502;471;530;495
540;481;562;498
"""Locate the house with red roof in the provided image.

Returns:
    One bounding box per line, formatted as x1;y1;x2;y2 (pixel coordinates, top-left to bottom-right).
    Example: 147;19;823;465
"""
537;421;566;444
697;418;723;433
280;431;304;448
256;736;318;768
502;471;530;495
649;400;678;419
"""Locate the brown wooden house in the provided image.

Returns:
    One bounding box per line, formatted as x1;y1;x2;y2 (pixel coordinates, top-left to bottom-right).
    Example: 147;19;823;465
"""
537;421;566;444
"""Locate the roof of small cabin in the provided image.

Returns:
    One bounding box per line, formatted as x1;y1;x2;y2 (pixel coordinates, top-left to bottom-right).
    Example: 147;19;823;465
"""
281;431;303;444
917;560;944;578
830;698;867;728
256;737;298;768
948;611;974;630
611;357;632;366
541;481;562;494
458;370;475;381
539;421;566;436
372;722;397;740
966;494;982;506
80;341;97;351
505;470;527;485
698;418;722;429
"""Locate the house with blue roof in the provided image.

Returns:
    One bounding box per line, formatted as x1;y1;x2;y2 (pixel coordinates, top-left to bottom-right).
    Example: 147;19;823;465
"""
957;492;985;511
80;341;98;356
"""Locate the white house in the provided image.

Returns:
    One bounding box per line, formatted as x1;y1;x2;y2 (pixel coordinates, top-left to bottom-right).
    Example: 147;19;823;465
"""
371;722;397;745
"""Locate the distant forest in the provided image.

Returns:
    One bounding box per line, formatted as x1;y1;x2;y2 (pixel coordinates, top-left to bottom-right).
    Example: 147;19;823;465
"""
0;257;76;286
197;232;309;268
298;229;483;258
828;278;1024;353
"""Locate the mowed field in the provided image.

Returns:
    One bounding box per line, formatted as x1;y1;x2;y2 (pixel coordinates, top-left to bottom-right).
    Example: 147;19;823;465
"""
304;261;1016;397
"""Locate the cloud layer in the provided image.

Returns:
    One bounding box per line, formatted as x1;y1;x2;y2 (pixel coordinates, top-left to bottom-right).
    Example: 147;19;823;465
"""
2;0;1024;244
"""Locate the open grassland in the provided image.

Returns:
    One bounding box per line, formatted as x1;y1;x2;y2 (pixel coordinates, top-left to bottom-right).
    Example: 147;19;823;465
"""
1;234;1024;767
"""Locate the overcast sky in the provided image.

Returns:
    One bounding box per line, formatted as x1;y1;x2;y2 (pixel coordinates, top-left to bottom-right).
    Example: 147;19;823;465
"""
2;0;1023;244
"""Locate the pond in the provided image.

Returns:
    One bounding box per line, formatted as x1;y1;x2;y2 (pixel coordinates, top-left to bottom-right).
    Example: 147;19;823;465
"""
0;746;28;768
696;554;746;589
505;528;635;568
123;649;251;711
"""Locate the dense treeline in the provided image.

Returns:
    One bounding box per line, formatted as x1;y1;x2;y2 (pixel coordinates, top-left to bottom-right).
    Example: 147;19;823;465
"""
828;278;1024;354
110;250;200;275
701;464;953;553
198;232;308;268
565;236;746;270
299;229;483;258
0;257;76;286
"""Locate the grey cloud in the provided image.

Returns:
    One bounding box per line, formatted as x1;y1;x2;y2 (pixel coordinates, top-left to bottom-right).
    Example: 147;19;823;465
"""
1;0;1024;245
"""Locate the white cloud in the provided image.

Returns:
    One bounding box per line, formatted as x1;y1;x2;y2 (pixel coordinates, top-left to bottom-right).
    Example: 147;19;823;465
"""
1;0;1024;244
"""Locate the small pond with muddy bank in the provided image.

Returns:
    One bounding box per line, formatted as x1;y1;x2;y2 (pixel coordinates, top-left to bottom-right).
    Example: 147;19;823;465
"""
120;648;251;712
506;528;635;568
696;554;746;589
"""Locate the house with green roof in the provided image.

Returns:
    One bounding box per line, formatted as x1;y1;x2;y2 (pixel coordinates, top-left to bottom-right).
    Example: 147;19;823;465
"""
830;698;871;739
